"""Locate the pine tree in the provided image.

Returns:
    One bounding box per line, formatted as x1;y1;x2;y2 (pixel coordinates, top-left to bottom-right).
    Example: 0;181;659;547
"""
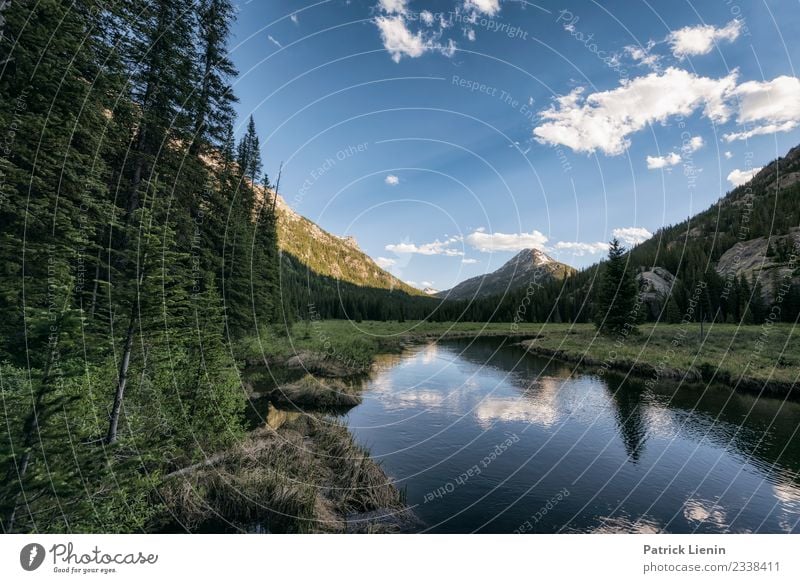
749;274;767;323
104;0;200;443
593;238;640;336
665;295;683;323
105;179;194;445
180;286;245;453
115;0;198;222
0;0;121;531
237;115;262;184
0;0;286;533
189;0;238;155
251;172;280;325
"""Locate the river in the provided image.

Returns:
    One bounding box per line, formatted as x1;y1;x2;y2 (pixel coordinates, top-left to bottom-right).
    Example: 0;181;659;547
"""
342;337;800;533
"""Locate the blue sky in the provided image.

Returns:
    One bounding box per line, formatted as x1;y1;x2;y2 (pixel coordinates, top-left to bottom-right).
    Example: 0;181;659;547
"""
229;0;800;291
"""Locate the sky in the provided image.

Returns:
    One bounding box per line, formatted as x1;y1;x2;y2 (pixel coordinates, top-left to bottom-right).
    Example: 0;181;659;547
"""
228;0;800;291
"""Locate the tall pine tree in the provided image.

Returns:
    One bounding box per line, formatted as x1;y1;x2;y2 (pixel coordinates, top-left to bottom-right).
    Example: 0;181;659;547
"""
593;238;640;336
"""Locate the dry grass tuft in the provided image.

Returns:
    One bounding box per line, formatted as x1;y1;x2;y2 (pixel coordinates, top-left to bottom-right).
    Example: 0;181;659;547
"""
158;415;408;533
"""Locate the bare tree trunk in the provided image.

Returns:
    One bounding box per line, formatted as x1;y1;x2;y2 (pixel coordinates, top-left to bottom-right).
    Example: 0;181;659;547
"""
89;247;101;319
270;162;282;215
106;312;136;445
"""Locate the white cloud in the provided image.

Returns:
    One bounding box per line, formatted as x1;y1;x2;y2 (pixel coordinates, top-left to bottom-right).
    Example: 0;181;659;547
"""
723;76;800;142
724;151;733;159
465;28;476;42
668;20;742;58
457;227;651;256
440;38;457;58
723;121;799;142
385;236;463;256
290;13;299;24
421;281;434;288
462;258;478;264
554;241;609;255
682;135;704;153
647;152;682;169
464;0;501;16
374;11;458;62
625;43;660;69
375;256;396;269
268;35;282;48
375;15;427;62
533;68;738;155
385;174;400;185
612;227;652;246
378;0;408;14
727;167;762;187
466;229;548;252
420;10;434;25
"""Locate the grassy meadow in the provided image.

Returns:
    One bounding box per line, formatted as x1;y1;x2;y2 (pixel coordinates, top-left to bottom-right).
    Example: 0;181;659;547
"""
239;320;799;393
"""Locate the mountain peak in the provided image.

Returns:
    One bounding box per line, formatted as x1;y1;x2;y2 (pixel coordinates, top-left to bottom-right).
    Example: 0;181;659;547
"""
509;248;552;265
437;248;574;300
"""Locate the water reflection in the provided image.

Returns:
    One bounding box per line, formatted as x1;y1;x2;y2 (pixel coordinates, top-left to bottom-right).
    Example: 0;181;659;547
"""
343;337;800;533
605;376;649;461
682;498;729;531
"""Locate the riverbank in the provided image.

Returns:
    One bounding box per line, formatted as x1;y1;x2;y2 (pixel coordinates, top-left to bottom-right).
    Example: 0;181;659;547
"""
221;322;545;533
240;320;798;399
158;414;418;533
516;322;799;399
220;319;797;532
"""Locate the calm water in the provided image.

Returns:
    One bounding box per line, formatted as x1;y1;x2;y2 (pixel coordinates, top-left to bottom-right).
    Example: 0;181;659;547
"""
342;337;800;533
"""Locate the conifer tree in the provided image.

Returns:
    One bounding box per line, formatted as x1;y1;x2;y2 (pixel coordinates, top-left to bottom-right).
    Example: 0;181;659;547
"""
237;115;262;184
190;0;238;155
0;0;120;531
593;238;639;336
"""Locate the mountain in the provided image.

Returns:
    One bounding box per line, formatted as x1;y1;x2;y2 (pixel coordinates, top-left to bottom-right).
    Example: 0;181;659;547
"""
423;287;439;296
437;248;575;300
271;194;424;296
545;142;800;324
629;143;800;304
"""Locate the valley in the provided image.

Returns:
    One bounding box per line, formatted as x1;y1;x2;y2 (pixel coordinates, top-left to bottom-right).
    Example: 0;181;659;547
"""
2;0;799;541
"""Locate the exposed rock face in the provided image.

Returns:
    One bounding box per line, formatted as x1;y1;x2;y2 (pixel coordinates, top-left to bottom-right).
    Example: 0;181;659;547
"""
715;228;800;301
637;267;677;319
337;235;359;249
437;248;575;300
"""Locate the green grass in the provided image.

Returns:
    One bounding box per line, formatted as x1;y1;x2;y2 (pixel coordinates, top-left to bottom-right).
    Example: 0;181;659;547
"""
523;322;799;387
239;320;799;389
222;318;799;533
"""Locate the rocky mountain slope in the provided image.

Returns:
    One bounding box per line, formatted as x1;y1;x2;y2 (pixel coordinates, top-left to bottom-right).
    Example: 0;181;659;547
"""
708;145;800;300
269;193;423;296
438;248;575;301
588;141;800;325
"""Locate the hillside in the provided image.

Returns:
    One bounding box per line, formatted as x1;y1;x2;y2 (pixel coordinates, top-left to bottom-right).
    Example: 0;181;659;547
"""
430;142;800;325
270;194;423;297
629;144;800;302
438;248;576;300
589;143;800;322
